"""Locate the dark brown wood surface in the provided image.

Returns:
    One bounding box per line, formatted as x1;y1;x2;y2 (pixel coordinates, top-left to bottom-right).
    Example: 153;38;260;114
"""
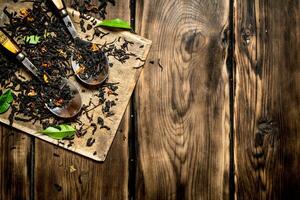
234;0;300;199
134;0;230;199
0;125;32;200
1;0;300;199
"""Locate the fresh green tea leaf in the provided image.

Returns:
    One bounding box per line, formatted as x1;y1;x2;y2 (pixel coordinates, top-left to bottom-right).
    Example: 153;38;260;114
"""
96;18;132;30
0;89;14;114
24;35;41;45
40;124;76;140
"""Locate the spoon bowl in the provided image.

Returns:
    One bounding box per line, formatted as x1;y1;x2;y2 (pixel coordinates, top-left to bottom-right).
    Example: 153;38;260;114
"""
0;28;83;118
51;0;109;86
71;51;109;86
46;78;82;118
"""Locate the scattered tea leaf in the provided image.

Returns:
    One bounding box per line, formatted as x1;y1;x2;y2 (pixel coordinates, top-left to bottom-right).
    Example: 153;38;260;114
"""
0;89;14;114
24;35;41;44
96;18;131;30
69;165;77;173
86;137;95;147
39;124;76;140
19;8;30;18
43;73;49;83
44;30;55;38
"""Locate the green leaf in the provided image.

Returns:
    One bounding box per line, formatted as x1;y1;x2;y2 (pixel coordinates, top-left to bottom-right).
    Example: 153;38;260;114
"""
0;89;14;114
24;35;41;45
40;124;76;140
96;18;132;30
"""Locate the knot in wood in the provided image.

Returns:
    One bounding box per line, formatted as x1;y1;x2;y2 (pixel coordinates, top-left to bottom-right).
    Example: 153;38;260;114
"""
181;30;205;55
241;26;255;45
254;117;278;148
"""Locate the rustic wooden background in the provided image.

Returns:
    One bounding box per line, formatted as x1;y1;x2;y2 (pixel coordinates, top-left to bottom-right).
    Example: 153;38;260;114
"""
0;0;299;199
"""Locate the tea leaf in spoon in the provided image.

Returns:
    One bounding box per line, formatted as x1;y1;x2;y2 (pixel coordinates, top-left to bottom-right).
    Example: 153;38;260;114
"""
0;89;14;114
96;18;131;30
39;124;76;140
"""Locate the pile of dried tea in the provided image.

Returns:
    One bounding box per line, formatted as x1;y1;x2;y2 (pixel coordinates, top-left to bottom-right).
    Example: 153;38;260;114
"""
73;39;107;81
0;54;19;87
43;77;75;109
0;0;138;146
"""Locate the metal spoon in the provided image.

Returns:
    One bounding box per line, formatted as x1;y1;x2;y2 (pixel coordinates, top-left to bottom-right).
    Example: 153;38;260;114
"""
0;28;82;119
50;0;109;86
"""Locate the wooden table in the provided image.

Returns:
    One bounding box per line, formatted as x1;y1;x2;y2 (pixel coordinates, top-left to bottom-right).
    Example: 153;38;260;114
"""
1;0;299;199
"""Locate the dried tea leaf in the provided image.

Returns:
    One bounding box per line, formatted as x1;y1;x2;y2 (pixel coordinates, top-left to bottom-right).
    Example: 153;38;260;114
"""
43;73;49;83
0;89;14;114
96;18;131;30
24;35;41;44
39;124;76;140
69;165;77;173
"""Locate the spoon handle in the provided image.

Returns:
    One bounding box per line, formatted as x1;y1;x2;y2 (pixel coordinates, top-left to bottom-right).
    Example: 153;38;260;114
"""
0;28;21;56
51;0;65;10
50;0;78;39
0;28;41;78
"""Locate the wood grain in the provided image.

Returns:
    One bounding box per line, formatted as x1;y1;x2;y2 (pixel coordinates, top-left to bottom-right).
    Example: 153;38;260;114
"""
234;0;300;199
34;110;130;200
0;125;32;200
34;0;131;199
135;0;230;199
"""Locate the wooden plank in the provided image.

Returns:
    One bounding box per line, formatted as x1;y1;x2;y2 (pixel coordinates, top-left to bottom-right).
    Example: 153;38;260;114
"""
34;110;130;200
0;125;31;200
234;0;300;199
135;0;230;199
0;0;32;199
34;0;131;199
